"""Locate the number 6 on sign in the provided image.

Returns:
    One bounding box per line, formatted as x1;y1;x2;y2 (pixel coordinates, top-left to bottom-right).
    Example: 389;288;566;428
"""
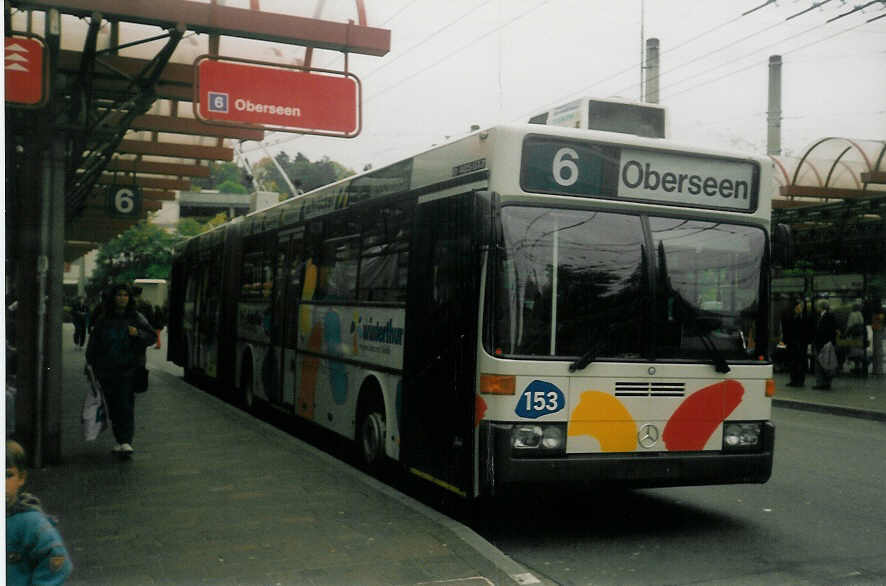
107;186;142;217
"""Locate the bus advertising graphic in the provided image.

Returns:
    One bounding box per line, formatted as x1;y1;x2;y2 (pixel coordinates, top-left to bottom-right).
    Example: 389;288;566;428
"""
195;56;360;137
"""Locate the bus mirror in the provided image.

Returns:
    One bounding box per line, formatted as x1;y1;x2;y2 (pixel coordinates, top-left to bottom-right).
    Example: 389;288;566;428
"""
772;223;793;267
474;191;498;246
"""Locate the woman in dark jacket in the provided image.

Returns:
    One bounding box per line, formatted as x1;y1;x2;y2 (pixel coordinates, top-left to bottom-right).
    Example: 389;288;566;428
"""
813;300;839;390
85;284;156;456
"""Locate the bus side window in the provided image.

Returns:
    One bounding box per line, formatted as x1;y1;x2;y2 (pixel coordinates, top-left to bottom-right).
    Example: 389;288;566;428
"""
240;250;263;298
316;218;359;301
358;204;411;302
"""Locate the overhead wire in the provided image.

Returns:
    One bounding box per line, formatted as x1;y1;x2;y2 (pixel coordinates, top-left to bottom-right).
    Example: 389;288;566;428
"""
505;3;766;124
252;0;550;155
362;0;493;80
664;15;877;99
250;0;883;167
364;0;550;102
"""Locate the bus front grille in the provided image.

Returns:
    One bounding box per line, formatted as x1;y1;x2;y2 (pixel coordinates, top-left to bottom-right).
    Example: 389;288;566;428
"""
614;381;686;397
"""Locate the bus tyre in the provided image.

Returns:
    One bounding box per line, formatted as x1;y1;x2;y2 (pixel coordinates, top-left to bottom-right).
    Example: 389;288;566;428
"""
241;360;255;412
182;348;194;384
358;409;386;472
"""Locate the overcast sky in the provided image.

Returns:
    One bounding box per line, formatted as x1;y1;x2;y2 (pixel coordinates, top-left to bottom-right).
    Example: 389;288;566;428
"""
229;0;885;173
13;0;882;173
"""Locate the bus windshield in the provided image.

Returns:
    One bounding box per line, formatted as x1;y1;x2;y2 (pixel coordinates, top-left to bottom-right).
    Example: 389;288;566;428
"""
488;206;767;363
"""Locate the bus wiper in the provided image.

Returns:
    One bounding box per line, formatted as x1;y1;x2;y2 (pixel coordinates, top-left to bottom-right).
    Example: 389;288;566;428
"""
657;241;730;374
569;343;598;372
695;329;731;374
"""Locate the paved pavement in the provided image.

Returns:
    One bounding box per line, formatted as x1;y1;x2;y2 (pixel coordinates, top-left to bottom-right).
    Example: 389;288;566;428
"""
20;325;885;585
25;326;546;586
772;367;886;421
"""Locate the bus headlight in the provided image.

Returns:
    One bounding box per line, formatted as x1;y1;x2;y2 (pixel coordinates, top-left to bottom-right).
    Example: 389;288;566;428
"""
722;422;762;451
511;423;566;456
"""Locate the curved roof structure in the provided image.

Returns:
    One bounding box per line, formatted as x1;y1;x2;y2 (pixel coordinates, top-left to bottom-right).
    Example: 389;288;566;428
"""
771;138;886;275
771;137;886;208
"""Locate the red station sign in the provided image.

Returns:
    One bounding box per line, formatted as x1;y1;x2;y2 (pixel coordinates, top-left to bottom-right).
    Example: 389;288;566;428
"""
196;57;360;137
5;36;46;106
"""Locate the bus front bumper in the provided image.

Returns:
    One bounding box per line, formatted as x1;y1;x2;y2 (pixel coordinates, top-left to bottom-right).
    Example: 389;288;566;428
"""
483;421;774;491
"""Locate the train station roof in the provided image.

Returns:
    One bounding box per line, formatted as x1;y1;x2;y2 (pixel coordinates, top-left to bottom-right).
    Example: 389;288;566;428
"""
770;138;886;274
6;0;390;262
771;137;886;208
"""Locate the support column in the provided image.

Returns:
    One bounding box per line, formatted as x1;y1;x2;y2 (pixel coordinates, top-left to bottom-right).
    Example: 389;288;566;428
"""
767;55;782;156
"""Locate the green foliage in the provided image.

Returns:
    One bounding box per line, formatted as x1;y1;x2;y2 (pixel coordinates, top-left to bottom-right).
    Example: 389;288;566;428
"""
87;221;180;298
191;161;251;192
175;213;226;237
87;214;229;298
253;151;353;198
217;179;248;194
176;217;207;238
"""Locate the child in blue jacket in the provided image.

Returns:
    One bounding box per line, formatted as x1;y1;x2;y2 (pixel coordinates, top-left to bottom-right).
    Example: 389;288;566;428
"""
6;440;73;585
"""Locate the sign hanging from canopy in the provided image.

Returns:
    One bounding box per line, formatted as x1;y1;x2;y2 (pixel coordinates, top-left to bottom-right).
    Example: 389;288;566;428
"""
5;34;48;108
195;55;361;138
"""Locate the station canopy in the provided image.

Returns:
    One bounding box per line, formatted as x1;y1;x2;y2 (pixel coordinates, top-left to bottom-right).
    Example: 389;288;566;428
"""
770;138;886;273
6;0;390;262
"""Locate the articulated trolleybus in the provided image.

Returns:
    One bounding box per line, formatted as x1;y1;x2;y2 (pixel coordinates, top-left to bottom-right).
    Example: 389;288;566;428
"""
169;120;777;498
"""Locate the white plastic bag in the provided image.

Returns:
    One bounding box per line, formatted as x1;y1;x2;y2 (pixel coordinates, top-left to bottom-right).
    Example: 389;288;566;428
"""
817;341;838;374
82;365;110;441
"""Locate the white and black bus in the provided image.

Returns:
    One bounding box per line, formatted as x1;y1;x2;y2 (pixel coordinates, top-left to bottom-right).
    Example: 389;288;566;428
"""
169;121;778;498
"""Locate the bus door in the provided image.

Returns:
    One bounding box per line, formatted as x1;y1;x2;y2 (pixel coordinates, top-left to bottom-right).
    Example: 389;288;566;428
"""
402;193;481;497
263;233;293;406
192;262;210;374
278;228;306;409
195;257;221;378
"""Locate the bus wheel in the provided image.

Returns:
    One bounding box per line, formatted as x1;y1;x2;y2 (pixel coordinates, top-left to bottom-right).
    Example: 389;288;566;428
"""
241;360;255;412
358;409;386;471
182;348;194;384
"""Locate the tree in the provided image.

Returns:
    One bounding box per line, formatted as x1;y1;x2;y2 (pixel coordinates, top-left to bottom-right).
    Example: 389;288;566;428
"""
87;214;228;298
191;161;252;192
216;179;248;194
176;213;227;238
253;151;354;198
87;221;180;298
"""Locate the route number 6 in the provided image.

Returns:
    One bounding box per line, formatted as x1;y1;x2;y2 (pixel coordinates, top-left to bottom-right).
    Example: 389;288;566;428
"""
114;188;136;214
107;186;141;217
553;147;579;187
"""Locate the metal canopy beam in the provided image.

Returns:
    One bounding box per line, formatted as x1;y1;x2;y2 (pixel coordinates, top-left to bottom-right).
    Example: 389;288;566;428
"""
104;159;211;178
779;185;883;199
130;114;263;141
116;139;233;160
94;174;191;191
11;0;391;56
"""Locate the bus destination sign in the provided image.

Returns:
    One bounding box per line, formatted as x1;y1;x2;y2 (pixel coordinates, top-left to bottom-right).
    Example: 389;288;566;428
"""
521;136;758;212
195;56;360;137
618;148;756;212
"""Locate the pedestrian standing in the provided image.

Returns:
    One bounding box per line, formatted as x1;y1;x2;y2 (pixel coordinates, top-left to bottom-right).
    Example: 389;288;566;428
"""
70;297;88;350
845;302;867;375
6;440;73;585
85;284;156;457
782;296;809;387
813;300;838;390
872;300;884;376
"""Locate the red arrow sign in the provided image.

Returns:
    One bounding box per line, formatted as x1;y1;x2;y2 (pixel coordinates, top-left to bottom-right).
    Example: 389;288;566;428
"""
196;57;360;137
5;36;45;106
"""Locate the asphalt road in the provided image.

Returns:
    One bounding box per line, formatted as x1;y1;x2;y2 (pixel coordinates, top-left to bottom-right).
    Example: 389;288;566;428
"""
467;407;886;585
